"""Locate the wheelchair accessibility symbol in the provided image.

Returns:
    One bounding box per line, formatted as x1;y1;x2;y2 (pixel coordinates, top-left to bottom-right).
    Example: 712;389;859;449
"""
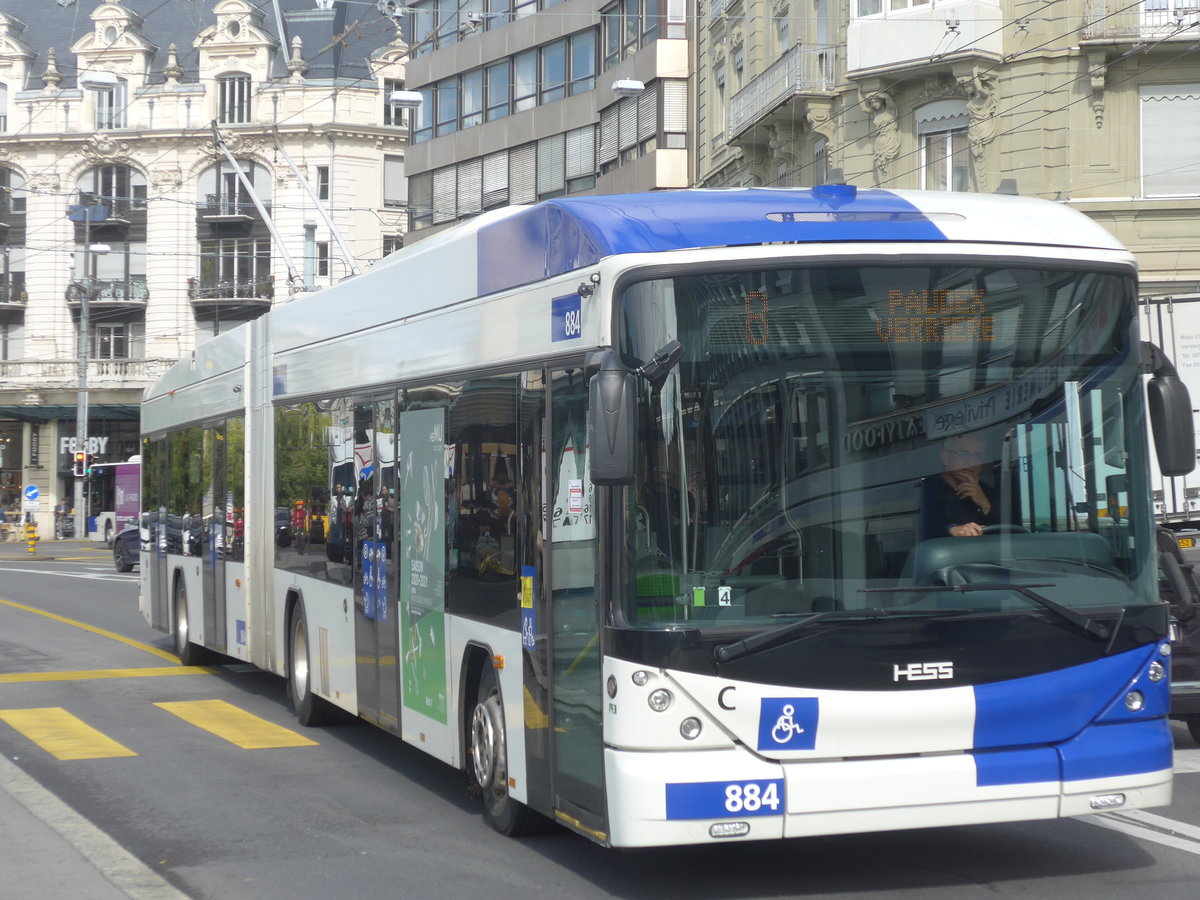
757;697;818;751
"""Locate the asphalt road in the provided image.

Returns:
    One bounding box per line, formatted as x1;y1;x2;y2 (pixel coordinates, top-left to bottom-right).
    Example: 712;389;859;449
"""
4;542;1200;899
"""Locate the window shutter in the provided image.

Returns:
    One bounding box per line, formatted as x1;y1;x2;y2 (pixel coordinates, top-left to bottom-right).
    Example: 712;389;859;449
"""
599;104;619;164
1141;85;1200;197
510;143;536;203
662;79;687;133
457;159;482;214
384;156;406;207
566;125;596;178
432;166;457;223
619;96;637;150
408;172;433;226
482;151;509;208
537;133;565;195
637;80;658;142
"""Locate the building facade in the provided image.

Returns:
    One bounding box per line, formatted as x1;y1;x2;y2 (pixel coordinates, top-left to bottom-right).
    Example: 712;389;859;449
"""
696;0;1200;300
0;0;410;537
400;0;691;238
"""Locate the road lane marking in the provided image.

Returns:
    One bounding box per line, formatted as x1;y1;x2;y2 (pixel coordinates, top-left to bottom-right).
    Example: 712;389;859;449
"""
0;708;138;760
0;596;180;663
0;753;187;900
1090;808;1200;857
0;666;212;684
0;567;134;581
155;700;318;749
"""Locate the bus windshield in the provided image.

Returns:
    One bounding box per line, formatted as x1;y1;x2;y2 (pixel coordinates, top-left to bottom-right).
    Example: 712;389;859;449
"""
617;261;1156;630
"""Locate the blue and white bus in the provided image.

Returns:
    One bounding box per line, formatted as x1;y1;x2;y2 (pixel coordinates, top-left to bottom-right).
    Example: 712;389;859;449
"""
139;186;1193;847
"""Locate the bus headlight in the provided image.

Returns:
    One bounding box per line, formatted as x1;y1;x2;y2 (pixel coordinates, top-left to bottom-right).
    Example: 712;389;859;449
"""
648;689;672;712
1125;691;1145;711
1148;661;1166;683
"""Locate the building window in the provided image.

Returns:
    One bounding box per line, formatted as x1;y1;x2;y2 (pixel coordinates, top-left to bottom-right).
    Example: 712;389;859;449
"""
486;61;511;121
1140;84;1200;197
384;155;407;208
383;78;408;126
917;100;969;192
462;69;484;127
198;160;271;217
542;39;567;104
317;242;330;277
383;235;404;256
316;166;330;201
569;31;597;95
514;50;537;112
713;64;726;139
93;324;129;360
95;78;128;130
437;78;459;136
854;0;882;14
0;320;23;360
197;238;272;299
79;165;147;218
218;74;252;124
414;87;434;142
813;137;828;185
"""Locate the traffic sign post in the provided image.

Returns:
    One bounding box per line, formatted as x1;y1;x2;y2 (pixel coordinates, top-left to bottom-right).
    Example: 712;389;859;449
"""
22;486;39;554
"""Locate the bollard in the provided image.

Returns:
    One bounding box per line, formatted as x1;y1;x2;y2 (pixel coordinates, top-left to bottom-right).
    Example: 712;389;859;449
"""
25;520;38;554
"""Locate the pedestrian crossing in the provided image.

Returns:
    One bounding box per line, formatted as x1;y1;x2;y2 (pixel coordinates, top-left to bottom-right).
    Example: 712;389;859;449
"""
0;700;318;760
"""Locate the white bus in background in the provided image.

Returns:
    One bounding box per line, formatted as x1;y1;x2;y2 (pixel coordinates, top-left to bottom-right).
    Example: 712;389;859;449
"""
139;187;1192;847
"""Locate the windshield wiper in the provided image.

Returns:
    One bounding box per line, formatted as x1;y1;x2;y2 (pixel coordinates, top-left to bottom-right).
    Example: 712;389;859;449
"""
864;582;1111;642
712;606;973;664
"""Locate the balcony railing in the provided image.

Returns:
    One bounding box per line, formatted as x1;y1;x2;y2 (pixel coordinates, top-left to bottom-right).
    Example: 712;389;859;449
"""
76;192;146;221
729;43;837;139
188;277;274;302
0;357;175;388
200;194;266;220
1083;0;1200;39
65;277;149;305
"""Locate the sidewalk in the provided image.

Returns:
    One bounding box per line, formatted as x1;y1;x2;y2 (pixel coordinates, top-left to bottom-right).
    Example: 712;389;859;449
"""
0;535;99;561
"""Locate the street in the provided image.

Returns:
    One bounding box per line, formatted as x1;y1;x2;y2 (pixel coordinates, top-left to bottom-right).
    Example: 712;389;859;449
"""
4;544;1200;899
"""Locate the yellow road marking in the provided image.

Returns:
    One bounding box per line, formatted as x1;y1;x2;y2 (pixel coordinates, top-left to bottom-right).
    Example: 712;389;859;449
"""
0;596;180;663
155;700;318;749
0;666;211;684
0;708;137;760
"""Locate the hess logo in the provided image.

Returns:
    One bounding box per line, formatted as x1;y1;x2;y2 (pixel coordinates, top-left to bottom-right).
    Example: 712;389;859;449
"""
893;661;954;682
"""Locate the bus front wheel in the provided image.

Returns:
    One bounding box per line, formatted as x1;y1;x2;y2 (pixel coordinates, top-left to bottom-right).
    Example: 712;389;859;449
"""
469;666;545;836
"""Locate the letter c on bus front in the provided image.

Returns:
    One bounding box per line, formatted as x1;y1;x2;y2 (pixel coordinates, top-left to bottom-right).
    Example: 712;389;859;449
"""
719;686;736;710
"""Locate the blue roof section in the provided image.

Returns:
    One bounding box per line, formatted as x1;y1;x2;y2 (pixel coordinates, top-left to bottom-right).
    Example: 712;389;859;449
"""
476;187;948;297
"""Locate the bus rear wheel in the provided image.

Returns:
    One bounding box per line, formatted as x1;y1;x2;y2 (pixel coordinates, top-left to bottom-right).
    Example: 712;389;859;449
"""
288;602;339;726
173;581;209;666
469;666;546;836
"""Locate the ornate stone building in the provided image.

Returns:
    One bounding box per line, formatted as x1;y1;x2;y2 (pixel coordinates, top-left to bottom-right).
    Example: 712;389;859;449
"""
696;0;1199;300
0;0;410;536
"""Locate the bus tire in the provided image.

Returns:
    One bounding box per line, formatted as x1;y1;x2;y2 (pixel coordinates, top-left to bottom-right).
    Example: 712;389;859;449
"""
288;602;339;726
173;580;210;666
469;666;546;836
1187;717;1200;746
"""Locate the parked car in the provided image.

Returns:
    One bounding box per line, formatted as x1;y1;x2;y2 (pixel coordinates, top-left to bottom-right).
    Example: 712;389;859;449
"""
113;523;139;572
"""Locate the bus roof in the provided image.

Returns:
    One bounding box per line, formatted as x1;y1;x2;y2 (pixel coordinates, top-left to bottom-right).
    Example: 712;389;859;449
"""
472;187;1127;296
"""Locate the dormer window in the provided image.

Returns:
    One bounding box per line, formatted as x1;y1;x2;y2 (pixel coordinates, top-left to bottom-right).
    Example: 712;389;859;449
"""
219;74;252;124
105;25;118;43
229;19;241;39
95;77;128;130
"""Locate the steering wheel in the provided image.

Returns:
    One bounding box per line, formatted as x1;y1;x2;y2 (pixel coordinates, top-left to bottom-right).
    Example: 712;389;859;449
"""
982;524;1029;534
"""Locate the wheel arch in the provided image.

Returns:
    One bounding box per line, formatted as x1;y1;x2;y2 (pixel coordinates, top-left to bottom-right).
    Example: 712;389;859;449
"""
459;641;493;770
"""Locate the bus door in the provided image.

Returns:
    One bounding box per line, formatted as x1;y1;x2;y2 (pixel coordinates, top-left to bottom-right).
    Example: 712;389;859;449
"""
354;398;401;731
547;367;605;830
202;424;227;653
143;437;170;630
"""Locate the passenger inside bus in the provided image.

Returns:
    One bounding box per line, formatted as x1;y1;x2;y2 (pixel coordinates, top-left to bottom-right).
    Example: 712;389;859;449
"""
921;432;1000;538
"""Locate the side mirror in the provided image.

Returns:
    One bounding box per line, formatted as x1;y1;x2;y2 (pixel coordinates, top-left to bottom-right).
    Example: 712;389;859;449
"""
1144;342;1196;477
588;350;637;485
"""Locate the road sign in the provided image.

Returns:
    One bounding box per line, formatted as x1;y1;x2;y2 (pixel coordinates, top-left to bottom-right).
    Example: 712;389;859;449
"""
23;484;40;512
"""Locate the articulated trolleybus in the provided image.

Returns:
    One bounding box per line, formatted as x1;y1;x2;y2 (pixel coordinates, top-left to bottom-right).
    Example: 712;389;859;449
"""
140;186;1194;847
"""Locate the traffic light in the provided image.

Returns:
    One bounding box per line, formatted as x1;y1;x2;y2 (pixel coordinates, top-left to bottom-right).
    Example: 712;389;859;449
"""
73;451;86;477
84;454;94;477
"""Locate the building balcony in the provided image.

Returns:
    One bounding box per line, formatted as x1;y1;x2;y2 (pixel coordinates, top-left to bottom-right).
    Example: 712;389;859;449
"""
0;357;174;390
0;281;27;307
846;0;1003;76
65;277;149;308
200;195;264;222
76;192;145;224
188;276;274;306
1082;0;1200;41
729;44;838;139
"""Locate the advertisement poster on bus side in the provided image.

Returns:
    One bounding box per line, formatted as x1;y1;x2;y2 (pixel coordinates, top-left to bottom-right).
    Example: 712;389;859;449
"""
399;407;447;724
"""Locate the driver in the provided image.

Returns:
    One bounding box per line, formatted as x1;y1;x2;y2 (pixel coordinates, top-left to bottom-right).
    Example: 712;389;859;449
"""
924;433;999;538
